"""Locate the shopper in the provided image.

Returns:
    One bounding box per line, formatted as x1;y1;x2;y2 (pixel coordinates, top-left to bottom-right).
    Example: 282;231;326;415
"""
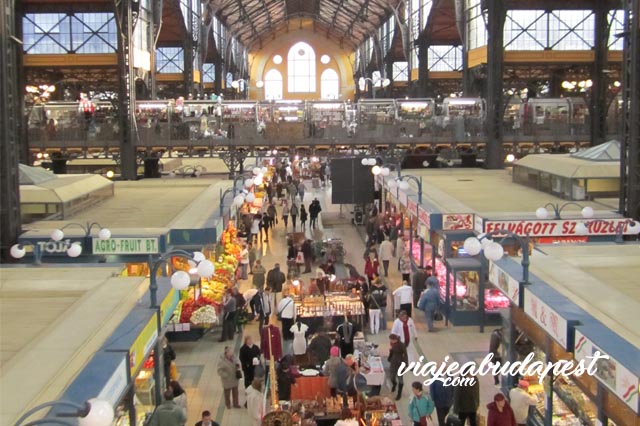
246;378;264;426
290;202;299;230
430;377;454;426
489;327;504;386
252;259;266;289
162;337;176;388
217;346;241;409
152;390;187;426
307;328;333;366
277;359;296;400
452;374;480;426
257;287;273;329
336;316;355;357
487;393;516;426
412;266;428;307
393;281;414;317
282;200;290;229
509;381;538;426
219;289;237;342
378;237;394;277
267;202;277;229
251;214;261;244
240;243;249;280
417;277;440;332
194;410;220;426
400;252;412;283
391;311;418;354
297;180;306;202
368;278;388;334
309;198;322;229
248;242;257;274
261;213;271;243
364;252;380;286
408;382;435;426
301;239;313;274
239;336;262;389
388;334;408;401
266;263;286;309
300;204;308;229
277;291;296;340
323;346;342;396
396;233;405;270
168;380;187;421
287;181;298;203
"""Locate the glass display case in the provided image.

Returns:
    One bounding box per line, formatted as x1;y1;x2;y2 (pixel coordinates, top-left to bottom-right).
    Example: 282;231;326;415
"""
307;101;347;138
396;98;436;137
357;99;397;138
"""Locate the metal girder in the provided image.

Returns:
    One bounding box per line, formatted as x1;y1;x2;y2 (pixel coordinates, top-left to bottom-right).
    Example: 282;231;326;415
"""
219;147;247;178
590;3;609;147
1;0;23;259
115;0;138;180
484;0;506;169
620;0;640;219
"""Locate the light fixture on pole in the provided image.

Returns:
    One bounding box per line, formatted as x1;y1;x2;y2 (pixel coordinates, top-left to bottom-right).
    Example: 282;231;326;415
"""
13;398;114;426
463;230;531;308
360;157;377;166
386;174;423;203
358;71;391;99
575;218;640;243
535;202;594;220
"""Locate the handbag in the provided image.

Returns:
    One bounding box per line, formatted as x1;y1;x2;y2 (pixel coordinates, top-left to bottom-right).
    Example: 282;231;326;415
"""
295;251;305;264
419;415;434;426
433;310;444;321
235;368;243;379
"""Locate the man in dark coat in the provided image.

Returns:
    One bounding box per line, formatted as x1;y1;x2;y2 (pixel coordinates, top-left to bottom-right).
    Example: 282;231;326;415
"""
309;198;322;229
388;333;408;401
412;266;428;307
238;336;261;389
452;374;480;426
266;263;286;310
301;239;313;273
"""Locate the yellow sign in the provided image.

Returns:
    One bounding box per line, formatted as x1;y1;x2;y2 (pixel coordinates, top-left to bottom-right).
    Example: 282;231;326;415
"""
160;288;178;327
129;315;158;377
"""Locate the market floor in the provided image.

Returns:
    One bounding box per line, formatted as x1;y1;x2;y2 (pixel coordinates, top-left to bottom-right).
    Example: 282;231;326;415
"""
170;182;501;426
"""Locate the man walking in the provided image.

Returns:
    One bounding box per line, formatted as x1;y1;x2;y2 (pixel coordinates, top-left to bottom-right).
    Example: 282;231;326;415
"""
378;237;394;277
309;198;322;229
266;263;286;312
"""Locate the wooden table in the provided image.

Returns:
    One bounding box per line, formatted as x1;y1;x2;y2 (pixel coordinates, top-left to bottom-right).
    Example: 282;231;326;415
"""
291;375;331;400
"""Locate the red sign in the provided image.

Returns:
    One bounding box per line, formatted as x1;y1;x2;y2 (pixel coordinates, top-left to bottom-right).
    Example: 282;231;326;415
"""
407;198;418;217
537;236;589;244
484;218;635;237
443;213;474;231
418;206;431;229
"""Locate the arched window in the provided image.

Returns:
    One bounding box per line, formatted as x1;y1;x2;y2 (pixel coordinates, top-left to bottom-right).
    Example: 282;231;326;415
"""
264;69;283;100
320;69;339;99
287;42;316;93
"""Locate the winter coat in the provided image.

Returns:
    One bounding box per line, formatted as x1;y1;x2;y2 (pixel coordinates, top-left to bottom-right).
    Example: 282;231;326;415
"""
364;258;379;277
408;394;435;422
430;379;454;408
486;401;517;426
388;340;408;378
369;284;388;308
151;400;186;426
418;287;440;312
323;356;342;388
290;204;299;216
378;240;394;261
266;267;286;292
239;344;262;374
452;379;480;413
252;264;266;288
246;385;264;426
300;207;308;222
217;354;240;389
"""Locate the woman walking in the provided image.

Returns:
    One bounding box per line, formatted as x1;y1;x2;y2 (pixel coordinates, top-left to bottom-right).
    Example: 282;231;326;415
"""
300;204;308;229
408;382;435;426
290;202;299;230
282;200;290;229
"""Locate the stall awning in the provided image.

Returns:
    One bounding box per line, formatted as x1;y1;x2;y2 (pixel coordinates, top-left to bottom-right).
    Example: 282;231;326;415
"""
514;154;619;179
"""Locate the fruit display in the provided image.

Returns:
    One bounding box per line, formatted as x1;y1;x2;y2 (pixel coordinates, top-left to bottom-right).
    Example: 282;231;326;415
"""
190;305;218;325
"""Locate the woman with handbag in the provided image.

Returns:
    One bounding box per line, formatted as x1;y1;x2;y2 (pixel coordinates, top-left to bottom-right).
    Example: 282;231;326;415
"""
217;346;242;409
408;381;435;426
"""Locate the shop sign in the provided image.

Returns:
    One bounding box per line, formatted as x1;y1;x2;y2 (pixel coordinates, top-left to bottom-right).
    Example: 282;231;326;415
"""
129;315;158;377
488;261;519;303
407;198;418;217
443;214;474;231
537;236;589;244
524;288;569;349
19;238;86;256
418;206;431;229
484;218;637;237
474;215;484;234
98;357;128;407
160;289;179;327
93;237;159;255
574;330;639;413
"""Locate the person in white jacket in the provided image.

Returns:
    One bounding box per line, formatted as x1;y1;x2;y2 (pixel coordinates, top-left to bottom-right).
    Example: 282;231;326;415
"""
391;310;418;363
246;378;264;426
509;380;538;426
378;237;394;277
393;280;414;317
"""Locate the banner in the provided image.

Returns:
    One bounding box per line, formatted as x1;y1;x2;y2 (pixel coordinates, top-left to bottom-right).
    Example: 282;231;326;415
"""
483;218;636;237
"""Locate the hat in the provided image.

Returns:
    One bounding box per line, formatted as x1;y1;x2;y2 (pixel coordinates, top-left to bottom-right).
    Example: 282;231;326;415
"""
252;357;260;366
426;276;438;287
330;346;340;357
494;393;505;402
518;380;530;389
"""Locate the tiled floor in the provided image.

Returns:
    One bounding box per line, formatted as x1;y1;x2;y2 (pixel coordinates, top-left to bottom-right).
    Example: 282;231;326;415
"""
171;183;501;426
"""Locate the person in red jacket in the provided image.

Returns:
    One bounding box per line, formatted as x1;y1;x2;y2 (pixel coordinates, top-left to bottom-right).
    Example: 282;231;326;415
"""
364;252;380;286
487;393;516;426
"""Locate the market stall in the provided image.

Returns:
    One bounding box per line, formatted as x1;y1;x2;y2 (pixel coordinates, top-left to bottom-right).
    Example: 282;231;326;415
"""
294;292;365;333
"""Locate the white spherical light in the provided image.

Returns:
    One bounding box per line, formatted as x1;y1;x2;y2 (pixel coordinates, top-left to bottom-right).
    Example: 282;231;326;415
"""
261;167;268;173
253;167;261;175
79;399;114;426
246;192;256;203
244;178;254;188
481;237;493;249
381;167;390;176
170;271;191;290
51;229;64;242
66;242;83;258
627;220;640;235
399;181;410;191
98;228;111;240
387;179;397;189
463;237;482;256
10;244;26;259
367;158;377;166
535;207;549;220
371;165;381;175
581;206;594;219
575;222;589;235
193;251;206;262
254;175;263;186
233;194;245;207
484;242;504;261
361;158;368;166
197;259;215;277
